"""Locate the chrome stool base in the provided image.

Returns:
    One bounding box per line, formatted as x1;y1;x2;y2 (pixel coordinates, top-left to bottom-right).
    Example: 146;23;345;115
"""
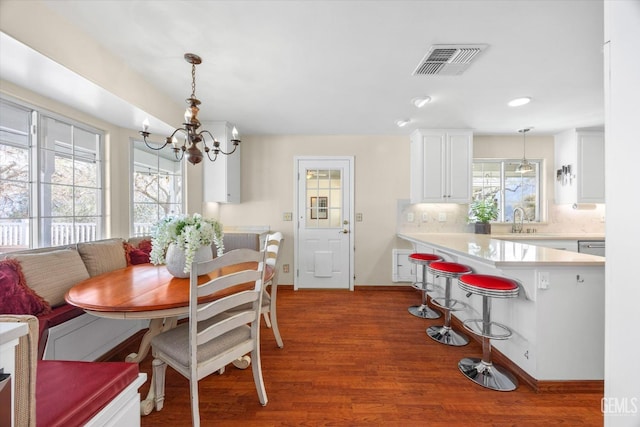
458;357;518;392
408;304;441;319
427;325;469;346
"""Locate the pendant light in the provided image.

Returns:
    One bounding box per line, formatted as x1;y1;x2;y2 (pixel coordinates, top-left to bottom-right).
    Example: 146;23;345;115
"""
515;128;534;174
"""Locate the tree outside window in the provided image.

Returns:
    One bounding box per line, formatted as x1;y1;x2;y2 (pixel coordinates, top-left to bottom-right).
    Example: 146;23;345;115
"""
131;139;183;236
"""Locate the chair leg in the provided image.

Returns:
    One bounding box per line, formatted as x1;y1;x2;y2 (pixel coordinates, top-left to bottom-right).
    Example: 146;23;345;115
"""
152;358;167;412
251;347;268;406
190;378;200;427
263;312;272;328
270;305;284;348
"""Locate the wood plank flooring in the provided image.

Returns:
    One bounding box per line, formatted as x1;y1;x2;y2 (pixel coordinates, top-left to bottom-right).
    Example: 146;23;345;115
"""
111;287;603;426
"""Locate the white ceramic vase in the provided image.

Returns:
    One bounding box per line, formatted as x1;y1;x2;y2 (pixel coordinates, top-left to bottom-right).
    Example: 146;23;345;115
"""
165;243;213;278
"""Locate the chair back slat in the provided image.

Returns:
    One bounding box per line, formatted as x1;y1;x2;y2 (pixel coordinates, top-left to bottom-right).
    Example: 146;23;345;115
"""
197;288;259;320
196;269;262;299
197;311;257;346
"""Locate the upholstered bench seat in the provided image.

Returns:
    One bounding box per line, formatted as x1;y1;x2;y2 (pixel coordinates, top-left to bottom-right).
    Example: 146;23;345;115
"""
36;360;140;427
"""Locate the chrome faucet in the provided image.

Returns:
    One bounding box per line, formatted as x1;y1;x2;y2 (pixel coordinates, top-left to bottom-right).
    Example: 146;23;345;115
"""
512;207;525;233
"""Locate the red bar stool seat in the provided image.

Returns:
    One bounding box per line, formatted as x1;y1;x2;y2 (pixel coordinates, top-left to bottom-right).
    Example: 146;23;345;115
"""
407;253;443;319
457;274;520;392
426;261;472;346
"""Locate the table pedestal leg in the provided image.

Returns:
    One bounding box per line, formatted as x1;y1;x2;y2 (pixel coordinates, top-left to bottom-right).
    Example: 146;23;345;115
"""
126;317;177;363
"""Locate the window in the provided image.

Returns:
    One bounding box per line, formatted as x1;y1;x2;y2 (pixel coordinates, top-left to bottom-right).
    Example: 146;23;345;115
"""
131;139;183;237
0;97;104;252
472;159;541;222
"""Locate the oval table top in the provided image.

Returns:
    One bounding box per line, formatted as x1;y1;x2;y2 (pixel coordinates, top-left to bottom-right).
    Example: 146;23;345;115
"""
65;262;273;313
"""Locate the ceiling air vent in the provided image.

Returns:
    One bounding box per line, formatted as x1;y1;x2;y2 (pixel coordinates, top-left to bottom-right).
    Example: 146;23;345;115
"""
413;44;488;76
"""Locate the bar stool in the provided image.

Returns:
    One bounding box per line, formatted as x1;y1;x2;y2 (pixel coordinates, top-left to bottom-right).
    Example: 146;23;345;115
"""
407;253;443;319
426;261;472;346
457;274;520;391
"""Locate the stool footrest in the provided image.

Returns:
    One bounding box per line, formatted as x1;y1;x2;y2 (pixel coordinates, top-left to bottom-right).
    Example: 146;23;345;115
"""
430;297;465;312
462;319;513;340
411;282;436;292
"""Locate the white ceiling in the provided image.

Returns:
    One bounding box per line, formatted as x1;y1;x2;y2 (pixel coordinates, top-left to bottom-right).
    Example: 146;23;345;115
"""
2;0;605;137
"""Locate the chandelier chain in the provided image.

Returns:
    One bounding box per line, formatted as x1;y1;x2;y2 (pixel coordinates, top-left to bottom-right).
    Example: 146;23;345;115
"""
191;63;197;98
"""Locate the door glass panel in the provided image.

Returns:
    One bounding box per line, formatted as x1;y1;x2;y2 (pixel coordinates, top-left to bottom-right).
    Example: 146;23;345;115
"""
306;168;342;228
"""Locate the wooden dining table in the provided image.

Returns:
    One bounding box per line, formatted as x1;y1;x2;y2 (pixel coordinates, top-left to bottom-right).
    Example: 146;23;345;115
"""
65;261;272;415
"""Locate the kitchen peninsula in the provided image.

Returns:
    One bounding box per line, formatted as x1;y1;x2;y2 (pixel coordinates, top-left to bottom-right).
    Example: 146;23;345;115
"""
398;232;605;388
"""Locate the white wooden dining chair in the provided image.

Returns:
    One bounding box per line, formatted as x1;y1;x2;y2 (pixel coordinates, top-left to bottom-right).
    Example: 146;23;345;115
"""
261;231;284;348
150;248;268;426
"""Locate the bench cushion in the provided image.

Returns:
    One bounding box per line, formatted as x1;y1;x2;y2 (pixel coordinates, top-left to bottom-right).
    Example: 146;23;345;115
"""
36;360;139;427
77;238;127;277
10;249;90;307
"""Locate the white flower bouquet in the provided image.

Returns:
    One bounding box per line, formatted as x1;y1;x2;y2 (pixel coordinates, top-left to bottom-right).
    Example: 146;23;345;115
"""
150;213;224;273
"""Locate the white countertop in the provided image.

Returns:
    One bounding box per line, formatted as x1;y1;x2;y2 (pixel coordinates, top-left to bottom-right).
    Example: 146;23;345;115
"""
398;232;605;267
491;232;605;241
0;322;28;346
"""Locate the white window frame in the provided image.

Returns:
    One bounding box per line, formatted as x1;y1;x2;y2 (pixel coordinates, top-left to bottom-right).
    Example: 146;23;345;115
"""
0;95;105;250
472;158;542;223
129;138;185;237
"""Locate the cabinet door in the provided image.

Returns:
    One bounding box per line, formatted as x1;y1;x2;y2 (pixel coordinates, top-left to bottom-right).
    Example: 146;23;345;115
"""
410;131;446;203
446;132;472;202
202;121;241;203
578;132;605;203
410;129;472;203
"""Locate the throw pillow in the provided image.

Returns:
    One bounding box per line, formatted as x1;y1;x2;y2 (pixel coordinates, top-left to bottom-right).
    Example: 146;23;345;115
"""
0;258;51;316
9;249;90;307
123;239;152;265
77;239;127;276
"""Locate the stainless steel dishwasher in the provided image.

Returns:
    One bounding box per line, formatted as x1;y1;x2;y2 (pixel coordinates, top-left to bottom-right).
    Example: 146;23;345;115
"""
577;240;605;256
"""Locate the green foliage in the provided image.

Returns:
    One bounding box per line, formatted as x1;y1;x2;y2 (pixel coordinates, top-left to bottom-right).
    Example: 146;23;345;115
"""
469;197;499;223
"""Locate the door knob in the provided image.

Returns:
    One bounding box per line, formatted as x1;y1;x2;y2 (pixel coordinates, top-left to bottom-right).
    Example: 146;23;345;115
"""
340;229;349;234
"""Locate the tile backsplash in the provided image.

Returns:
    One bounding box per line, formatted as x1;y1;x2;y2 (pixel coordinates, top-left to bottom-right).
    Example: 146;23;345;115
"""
397;199;605;234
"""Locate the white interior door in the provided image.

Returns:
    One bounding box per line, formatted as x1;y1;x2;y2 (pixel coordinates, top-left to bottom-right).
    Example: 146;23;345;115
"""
294;157;354;290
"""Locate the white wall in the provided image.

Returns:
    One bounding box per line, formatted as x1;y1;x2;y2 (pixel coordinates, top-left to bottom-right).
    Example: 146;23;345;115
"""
604;1;640;425
206;134;411;286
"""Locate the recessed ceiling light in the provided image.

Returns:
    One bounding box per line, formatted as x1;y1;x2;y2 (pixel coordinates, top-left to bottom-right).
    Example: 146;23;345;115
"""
396;119;410;128
412;96;432;108
508;97;531;107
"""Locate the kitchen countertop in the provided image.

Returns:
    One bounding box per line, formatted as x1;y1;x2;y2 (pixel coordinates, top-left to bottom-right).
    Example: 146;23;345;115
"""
491;232;605;241
398;232;605;267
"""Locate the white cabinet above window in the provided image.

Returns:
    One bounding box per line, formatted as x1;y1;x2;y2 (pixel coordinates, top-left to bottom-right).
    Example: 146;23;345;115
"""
202;121;241;204
554;129;605;204
410;129;472;203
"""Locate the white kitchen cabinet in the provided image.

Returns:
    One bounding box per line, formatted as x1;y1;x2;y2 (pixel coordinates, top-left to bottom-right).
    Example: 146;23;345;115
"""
202;121;241;203
554;129;605;204
410;129;472;203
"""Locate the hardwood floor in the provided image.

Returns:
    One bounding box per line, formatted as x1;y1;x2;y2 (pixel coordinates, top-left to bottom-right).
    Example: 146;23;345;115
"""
111;287;603;426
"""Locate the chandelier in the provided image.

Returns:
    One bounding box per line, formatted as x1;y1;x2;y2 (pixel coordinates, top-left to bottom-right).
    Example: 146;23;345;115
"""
139;53;240;165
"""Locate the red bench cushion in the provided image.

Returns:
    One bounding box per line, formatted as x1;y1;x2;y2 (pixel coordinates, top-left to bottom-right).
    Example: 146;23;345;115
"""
36;360;139;427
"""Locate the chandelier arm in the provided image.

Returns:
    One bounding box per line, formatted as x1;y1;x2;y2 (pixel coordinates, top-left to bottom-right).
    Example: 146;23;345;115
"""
173;144;186;162
139;131;170;151
204;147;219;162
200;130;238;155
